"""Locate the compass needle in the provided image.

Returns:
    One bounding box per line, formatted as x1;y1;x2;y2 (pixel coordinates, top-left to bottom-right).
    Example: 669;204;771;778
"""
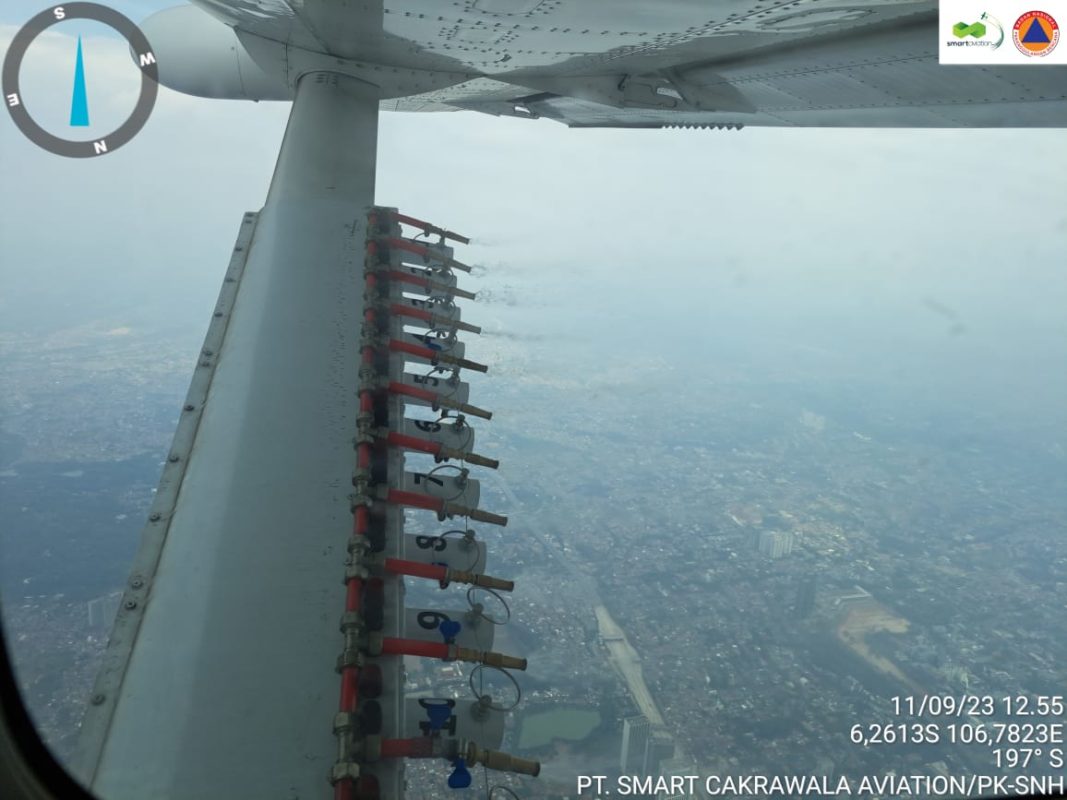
70;35;89;127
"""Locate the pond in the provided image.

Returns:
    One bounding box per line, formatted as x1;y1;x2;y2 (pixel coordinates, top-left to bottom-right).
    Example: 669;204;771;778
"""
518;707;602;750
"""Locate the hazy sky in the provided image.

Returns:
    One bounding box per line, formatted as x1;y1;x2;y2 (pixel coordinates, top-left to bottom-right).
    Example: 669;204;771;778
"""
2;4;1066;436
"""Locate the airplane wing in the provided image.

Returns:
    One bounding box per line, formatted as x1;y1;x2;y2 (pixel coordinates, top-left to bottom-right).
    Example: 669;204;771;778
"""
168;0;1065;127
448;21;1067;129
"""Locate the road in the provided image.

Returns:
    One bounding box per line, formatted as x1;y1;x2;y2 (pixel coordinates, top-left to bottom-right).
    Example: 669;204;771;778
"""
593;605;666;727
483;472;697;770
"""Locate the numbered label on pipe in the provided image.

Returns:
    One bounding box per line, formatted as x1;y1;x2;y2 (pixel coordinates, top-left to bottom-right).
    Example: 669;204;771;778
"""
401;534;487;573
398;417;476;455
395;372;470;406
400;470;481;509
402;606;495;650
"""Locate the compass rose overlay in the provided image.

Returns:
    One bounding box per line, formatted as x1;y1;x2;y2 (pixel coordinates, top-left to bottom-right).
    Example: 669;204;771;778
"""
3;3;159;158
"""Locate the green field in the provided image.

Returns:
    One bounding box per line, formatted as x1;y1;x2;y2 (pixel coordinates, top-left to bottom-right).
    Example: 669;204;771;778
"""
518;707;602;750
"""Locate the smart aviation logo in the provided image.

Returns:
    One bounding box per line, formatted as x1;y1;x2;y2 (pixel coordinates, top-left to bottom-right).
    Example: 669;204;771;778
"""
1012;10;1059;56
953;20;986;36
947;12;1005;48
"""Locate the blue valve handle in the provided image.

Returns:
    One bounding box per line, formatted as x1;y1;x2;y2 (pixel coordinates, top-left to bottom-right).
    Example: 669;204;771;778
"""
448;758;472;789
424;703;452;731
439;619;462;642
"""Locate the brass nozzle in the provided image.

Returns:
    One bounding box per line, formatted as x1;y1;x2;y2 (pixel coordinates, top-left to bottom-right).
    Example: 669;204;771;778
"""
438;447;499;469
452;647;527;671
436;353;488;373
436;397;492;420
466;743;541;777
446;503;507;526
449;569;514;592
463;451;500;469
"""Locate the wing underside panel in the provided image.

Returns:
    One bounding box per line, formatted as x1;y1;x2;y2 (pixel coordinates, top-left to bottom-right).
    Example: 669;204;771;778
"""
417;20;1067;127
189;0;1066;127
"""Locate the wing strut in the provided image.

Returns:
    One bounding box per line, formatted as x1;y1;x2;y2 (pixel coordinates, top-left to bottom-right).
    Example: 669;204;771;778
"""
77;72;384;798
77;70;539;800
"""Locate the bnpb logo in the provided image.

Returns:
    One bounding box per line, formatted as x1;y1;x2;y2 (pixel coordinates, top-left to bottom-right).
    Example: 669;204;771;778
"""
1012;10;1059;57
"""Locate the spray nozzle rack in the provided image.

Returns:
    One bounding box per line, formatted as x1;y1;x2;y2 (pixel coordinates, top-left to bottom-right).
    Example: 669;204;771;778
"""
331;209;537;800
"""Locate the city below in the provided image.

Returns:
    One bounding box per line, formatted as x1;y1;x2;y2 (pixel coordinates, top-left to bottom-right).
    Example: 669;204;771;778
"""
1;311;1065;799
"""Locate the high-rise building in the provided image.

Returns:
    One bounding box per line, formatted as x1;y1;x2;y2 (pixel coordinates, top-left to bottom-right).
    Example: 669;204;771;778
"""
644;730;675;775
620;715;651;774
794;576;817;618
87;592;122;632
758;530;794;559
